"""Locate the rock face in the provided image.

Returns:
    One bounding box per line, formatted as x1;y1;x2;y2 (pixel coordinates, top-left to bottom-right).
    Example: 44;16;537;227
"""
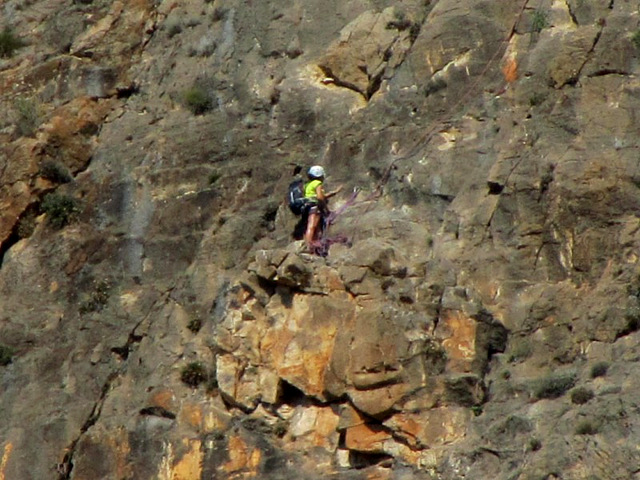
3;0;640;478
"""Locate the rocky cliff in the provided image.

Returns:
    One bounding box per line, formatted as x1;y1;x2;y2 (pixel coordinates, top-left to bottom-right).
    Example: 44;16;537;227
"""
2;0;640;479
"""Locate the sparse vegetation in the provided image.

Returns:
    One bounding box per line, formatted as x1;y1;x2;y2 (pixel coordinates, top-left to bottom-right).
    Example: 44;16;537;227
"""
181;361;208;387
41;193;80;229
570;387;594;405
386;11;412;31
527;437;542;452
182;84;213;115
424;78;447;97
0;27;26;58
531;9;549;33
206;373;218;393
166;22;182;38
590;361;609;378
508;338;533;363
79;280;111;314
632;30;640;50
187;317;203;333
423;337;447;374
575;420;598;435
0;345;14;366
188;37;216;57
208;171;221;185
211;7;227;22
40;160;72;184
16;211;37;239
529;92;547;107
533;372;576;400
14;97;39;137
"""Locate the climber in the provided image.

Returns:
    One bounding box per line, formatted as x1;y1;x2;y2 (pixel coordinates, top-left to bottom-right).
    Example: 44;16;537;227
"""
303;165;342;247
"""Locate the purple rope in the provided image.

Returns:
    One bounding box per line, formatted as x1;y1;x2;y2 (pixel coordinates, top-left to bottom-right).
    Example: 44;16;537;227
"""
308;189;360;257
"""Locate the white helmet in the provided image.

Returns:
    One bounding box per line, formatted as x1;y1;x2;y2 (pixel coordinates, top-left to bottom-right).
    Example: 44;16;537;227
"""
308;165;325;178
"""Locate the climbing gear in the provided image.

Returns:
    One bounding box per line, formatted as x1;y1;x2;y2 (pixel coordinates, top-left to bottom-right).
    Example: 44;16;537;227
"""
288;178;308;215
308;165;325;179
306;188;360;257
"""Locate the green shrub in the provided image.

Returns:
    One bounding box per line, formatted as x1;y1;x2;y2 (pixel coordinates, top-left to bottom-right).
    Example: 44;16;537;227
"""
531;9;549;33
471;405;483;417
16;212;37;239
570;387;594;405
79;279;111;314
533;373;576;400
187;317;202;333
590;361;609;378
14;97;39;137
508;338;533;363
166;22;182;38
575;420;598;435
423;338;447;374
0;28;25;58
0;345;14;366
182;85;213;115
632;30;640;50
208;171;221;185
40;160;72;184
529;92;547;107
386;11;412;31
41;193;80;229
211;7;227;21
180;362;208;387
527;437;542;452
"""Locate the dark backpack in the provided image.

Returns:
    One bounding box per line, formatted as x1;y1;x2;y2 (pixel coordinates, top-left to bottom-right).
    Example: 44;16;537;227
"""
288;178;307;215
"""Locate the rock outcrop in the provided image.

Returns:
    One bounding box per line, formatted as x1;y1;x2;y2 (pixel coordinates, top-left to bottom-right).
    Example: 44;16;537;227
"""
3;0;640;478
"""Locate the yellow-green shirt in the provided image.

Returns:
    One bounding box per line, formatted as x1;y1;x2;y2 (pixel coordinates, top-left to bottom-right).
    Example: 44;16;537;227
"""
304;179;323;202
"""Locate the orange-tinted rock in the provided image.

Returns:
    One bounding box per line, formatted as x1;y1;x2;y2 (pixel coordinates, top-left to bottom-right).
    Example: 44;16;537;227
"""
286;405;340;452
384;407;471;449
261;291;355;400
222;435;261;476
436;309;477;373
344;423;392;453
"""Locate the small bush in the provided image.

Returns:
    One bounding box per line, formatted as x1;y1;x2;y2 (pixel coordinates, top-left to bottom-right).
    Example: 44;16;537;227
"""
182;85;213;115
423;338;447;374
14;97;39;137
187;317;202;333
211;7;227;21
590;361;609;378
206;374;219;393
508;338;533;363
16;212;37;239
471;405;483;417
570;387;594;405
180;362;208;387
529;92;547;107
531;9;549;33
208;172;221;185
632;30;640;50
0;345;14;366
41;193;80;229
575;420;598;435
79;279;111;314
533;373;576;400
527;437;542;452
166;22;182;38
40;160;72;184
0;28;25;58
386;12;412;31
